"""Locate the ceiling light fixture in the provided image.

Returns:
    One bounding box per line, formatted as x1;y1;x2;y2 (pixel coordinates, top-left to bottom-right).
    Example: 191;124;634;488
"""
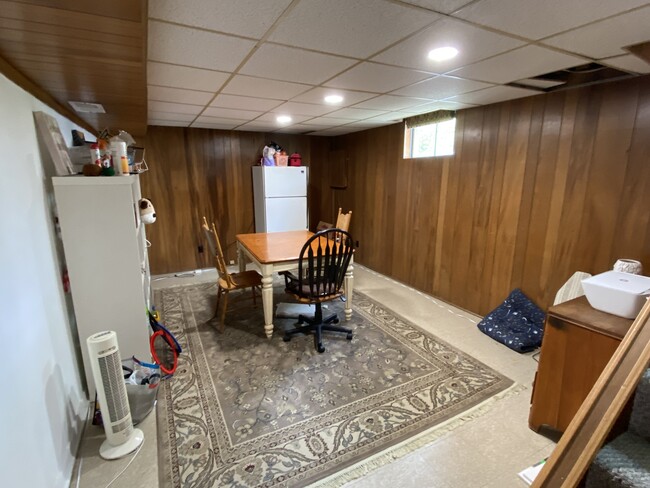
324;95;344;104
276;115;292;123
428;47;459;62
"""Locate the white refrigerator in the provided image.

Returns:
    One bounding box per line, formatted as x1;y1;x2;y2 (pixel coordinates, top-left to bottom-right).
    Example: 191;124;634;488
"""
252;166;308;232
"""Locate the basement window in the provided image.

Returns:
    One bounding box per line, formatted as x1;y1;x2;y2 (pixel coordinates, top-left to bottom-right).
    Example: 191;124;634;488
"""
403;112;456;158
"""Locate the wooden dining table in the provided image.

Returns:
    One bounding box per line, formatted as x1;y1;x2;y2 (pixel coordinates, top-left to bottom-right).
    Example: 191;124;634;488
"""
236;230;354;339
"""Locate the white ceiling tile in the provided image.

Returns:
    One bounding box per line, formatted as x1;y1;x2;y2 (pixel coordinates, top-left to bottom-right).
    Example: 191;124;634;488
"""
600;54;650;74
270;102;338;117
210;94;284;111
240;44;356;85
345;120;392;128
194;115;249;127
450;45;587;84
302;117;354;127
235;121;274;132
148;100;204;115
446;85;539;105
148;21;255;71
149;0;292;39
325;62;435;93
202;106;264;119
399;0;475;14
290;88;377;106
372;17;525;73
148;119;190;127
147;62;230;92
309;127;367;136
273;124;321;134
352;95;433;111
390;75;492;98
363;112;410;123
405;100;478;112
222;75;312;100
255;113;312;124
148;85;213;105
147;111;197;123
268;0;440;58
453;0;649;40
324;107;388;120
191;122;241;130
542;6;650;59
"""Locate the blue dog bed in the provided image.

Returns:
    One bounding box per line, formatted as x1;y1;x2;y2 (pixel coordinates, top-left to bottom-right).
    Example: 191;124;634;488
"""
477;289;545;353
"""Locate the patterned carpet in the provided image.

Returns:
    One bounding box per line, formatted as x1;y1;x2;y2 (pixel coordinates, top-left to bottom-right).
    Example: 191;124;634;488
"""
155;282;513;487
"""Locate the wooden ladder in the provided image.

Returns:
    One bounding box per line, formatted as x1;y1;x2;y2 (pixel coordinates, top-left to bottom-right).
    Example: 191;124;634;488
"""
532;298;650;487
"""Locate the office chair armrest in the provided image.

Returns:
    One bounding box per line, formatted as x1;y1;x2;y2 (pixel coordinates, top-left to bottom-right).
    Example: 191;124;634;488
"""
282;270;299;289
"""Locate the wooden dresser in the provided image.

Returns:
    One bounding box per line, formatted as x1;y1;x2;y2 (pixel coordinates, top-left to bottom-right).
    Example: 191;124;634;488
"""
529;296;633;434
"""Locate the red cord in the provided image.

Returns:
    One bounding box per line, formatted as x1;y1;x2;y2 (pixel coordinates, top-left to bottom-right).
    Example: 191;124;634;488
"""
150;330;178;375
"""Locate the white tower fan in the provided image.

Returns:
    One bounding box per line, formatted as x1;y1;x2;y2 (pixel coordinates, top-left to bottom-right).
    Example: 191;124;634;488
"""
87;331;144;459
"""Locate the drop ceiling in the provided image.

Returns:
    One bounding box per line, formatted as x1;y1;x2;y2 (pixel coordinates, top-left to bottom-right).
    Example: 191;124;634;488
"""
1;1;648;137
146;0;650;135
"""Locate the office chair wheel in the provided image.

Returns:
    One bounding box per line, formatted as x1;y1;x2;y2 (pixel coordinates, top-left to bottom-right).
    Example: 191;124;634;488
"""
283;335;291;342
332;318;340;324
347;332;353;341
317;343;325;353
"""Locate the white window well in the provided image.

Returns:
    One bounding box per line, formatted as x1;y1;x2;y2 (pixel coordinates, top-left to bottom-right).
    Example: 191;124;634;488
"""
403;117;456;158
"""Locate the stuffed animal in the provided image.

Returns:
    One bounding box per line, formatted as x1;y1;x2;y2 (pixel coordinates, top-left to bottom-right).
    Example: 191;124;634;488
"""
139;198;156;224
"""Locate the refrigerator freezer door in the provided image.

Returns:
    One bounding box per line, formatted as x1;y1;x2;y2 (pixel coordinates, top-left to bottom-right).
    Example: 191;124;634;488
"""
264;197;307;232
264;167;307;197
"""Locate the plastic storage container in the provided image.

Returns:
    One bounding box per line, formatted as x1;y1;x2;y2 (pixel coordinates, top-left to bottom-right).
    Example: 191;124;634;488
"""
582;271;650;319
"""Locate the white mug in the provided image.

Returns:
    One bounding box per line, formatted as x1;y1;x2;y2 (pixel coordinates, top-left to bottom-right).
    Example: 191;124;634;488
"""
613;259;643;275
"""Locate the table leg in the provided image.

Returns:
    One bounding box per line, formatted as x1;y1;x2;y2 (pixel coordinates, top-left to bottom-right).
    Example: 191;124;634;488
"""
237;243;246;273
261;264;274;339
344;264;354;321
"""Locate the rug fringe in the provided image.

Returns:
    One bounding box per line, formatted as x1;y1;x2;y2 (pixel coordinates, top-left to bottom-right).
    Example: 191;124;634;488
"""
310;383;527;487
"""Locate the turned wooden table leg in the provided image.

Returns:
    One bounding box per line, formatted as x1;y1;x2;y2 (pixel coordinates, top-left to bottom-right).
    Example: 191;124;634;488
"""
344;263;354;321
261;264;274;339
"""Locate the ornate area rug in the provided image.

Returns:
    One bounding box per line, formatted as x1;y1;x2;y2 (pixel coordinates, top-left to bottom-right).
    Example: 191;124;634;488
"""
155;282;513;487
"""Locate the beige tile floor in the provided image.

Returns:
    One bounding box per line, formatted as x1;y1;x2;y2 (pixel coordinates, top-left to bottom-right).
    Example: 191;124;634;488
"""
71;264;554;487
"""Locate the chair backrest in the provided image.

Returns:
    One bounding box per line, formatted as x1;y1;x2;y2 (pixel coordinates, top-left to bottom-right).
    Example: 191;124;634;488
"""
335;208;352;232
201;217;233;286
296;228;354;300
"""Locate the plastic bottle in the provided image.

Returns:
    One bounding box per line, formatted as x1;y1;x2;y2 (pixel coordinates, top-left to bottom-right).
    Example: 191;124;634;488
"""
109;137;128;176
90;143;101;166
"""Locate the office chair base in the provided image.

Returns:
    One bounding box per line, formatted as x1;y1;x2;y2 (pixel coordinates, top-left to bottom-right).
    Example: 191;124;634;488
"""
283;305;352;353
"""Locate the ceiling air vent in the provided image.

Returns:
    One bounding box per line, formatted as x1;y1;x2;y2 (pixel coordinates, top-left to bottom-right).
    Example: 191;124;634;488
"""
507;62;636;93
68;101;106;113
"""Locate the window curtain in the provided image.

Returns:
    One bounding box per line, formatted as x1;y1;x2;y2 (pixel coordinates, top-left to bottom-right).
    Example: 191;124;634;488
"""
404;110;455;129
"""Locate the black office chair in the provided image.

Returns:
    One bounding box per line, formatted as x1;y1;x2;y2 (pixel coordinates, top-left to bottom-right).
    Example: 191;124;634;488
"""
283;228;355;353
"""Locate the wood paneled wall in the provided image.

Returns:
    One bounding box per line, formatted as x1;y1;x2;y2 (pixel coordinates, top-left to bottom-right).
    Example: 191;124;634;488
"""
141;127;319;274
311;75;650;315
0;0;148;136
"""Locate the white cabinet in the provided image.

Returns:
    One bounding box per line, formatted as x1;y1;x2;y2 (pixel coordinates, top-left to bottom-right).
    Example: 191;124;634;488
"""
53;175;151;399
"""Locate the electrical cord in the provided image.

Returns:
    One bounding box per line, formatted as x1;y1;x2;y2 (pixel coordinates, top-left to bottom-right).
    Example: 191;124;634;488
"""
103;438;145;488
74;437;145;488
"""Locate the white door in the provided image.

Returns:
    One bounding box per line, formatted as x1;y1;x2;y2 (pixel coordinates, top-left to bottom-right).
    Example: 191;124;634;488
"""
265;197;307;232
264;167;307;197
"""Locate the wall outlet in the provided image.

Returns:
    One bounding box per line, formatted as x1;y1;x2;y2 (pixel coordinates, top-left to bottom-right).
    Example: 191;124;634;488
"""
229;260;235;265
198;245;204;253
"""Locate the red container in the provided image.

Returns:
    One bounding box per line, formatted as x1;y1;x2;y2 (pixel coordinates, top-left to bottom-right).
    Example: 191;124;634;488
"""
289;153;302;166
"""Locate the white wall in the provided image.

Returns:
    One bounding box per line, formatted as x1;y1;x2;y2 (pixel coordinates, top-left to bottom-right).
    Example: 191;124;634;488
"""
0;74;93;488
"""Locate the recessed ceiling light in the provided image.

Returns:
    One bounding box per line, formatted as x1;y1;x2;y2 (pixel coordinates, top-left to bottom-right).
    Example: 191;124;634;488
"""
276;115;292;123
324;95;344;104
428;47;459;62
